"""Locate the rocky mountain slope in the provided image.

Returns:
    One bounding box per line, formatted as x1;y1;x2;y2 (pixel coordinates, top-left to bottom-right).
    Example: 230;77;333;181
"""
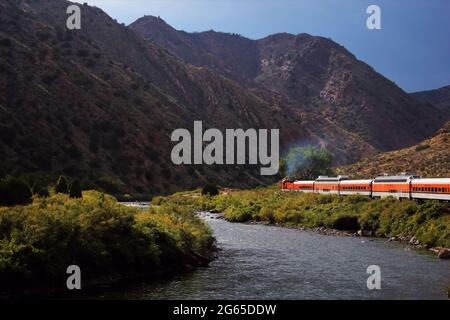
131;16;447;154
336;121;450;178
0;0;311;195
411;85;450;113
0;1;448;196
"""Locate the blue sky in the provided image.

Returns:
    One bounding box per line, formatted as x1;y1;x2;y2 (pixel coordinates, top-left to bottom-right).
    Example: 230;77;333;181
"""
74;0;450;92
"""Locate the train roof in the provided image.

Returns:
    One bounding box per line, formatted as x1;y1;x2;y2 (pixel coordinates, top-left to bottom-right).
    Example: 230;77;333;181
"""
293;180;315;184
315;175;349;182
373;175;420;183
340;179;373;184
411;178;450;184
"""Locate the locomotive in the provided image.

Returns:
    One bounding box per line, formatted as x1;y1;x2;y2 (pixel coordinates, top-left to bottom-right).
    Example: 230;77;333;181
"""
281;175;450;201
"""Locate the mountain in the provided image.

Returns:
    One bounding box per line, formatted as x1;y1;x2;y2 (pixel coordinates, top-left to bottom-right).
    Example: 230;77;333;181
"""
0;0;310;195
131;16;447;154
411;85;450;113
336;121;450;178
0;1;447;197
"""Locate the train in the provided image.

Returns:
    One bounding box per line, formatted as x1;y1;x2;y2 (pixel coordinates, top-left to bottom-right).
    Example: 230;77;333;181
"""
281;175;450;201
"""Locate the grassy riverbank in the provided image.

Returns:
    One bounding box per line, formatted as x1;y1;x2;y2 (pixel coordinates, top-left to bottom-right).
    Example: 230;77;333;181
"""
0;191;214;294
153;186;450;248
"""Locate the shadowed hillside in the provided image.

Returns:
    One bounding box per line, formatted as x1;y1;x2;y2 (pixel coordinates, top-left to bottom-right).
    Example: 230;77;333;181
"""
0;0;312;195
131;16;447;156
411;85;450;113
336;122;450;178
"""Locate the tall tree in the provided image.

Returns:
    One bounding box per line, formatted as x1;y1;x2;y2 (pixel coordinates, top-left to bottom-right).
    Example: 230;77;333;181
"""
69;179;82;198
55;176;69;194
281;146;334;180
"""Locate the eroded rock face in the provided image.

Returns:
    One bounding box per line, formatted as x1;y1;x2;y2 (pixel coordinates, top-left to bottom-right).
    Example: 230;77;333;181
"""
132;16;447;164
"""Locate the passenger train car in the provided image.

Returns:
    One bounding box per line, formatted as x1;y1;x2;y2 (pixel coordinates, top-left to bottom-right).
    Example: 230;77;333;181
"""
281;175;450;201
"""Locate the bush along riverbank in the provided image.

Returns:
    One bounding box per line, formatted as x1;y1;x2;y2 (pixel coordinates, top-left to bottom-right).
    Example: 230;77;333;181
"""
0;191;215;295
153;186;450;258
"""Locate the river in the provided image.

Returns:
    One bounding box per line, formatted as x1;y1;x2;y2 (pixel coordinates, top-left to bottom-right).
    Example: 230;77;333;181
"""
83;211;450;300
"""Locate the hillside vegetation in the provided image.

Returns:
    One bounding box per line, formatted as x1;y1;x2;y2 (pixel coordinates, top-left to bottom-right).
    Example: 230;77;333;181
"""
0;191;214;293
336;121;450;178
154;187;450;248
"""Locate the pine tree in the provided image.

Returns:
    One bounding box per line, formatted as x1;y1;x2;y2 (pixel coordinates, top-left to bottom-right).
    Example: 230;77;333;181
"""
55;176;69;194
69;179;82;198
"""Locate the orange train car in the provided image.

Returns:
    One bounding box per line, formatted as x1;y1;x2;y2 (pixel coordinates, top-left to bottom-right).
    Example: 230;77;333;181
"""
314;176;347;195
411;178;450;201
371;175;418;199
339;179;372;197
281;175;450;201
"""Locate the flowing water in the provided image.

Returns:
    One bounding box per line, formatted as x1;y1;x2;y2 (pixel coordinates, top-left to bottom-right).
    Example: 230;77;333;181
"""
84;212;450;300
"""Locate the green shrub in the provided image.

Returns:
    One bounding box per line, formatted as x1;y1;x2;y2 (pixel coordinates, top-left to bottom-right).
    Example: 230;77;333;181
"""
201;184;219;196
331;215;360;231
415;144;430;152
0;191;214;292
0;176;32;206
